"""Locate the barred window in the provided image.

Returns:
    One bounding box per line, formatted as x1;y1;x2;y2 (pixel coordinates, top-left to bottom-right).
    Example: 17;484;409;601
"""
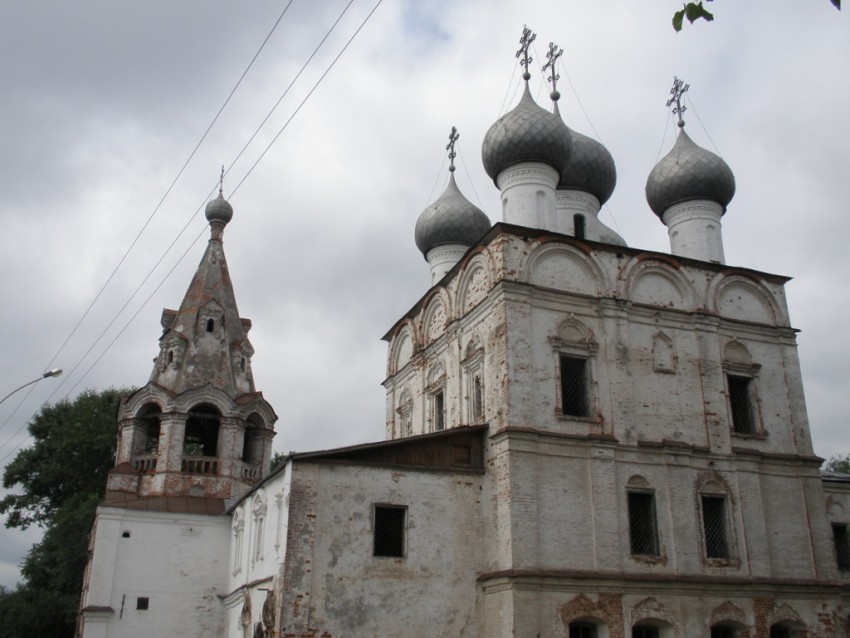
832;523;850;570
702;495;730;559
560;355;589;417
569;622;597;638
374;505;406;557
727;375;755;434
628;492;659;556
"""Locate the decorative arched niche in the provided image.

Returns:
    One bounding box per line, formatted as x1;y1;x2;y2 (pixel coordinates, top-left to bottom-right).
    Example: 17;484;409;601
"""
525;243;603;296
390;323;416;375
651;331;676;374
625;260;694;311
458;254;492;313
396;388;413;437
710;274;779;326
462;334;485;423
423;293;450;345
426;360;447;431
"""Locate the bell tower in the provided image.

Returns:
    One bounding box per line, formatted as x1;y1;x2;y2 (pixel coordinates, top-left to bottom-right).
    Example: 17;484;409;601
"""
105;187;277;506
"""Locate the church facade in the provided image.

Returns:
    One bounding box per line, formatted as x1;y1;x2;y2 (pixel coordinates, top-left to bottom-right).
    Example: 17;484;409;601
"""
78;32;850;638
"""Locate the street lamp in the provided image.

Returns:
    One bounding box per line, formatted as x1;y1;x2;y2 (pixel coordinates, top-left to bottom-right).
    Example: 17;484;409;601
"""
0;369;63;406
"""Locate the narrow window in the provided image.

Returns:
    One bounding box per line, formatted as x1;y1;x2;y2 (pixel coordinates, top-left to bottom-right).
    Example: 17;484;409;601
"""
712;625;736;638
167;350;174;364
727;375;755;434
433;390;445;431
702;495;730;558
574;213;586;240
206;318;215;332
136;597;149;610
832;523;850;570
560;355;589;417
373;505;406;557
472;375;483;422
632;626;659;638
569;622;597;638
627;492;659;556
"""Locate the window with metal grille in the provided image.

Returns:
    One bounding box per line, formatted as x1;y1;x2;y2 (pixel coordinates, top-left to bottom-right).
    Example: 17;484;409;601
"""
727;375;755;434
560;355;589;417
373;506;406;557
832;523;850;570
569;622;597;638
433;390;445;431
702;495;730;558
627;492;659;556
769;626;791;638
712;625;736;638
632;625;660;638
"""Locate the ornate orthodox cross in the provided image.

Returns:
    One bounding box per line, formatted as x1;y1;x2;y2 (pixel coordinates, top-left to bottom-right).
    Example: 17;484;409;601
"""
516;26;536;78
446;126;459;173
667;76;690;127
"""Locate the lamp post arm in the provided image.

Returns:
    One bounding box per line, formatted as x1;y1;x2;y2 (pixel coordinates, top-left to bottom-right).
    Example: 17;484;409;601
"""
0;369;63;407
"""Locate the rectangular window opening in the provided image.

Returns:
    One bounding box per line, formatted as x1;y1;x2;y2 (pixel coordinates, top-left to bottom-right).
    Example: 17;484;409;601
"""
627;492;659;556
433;390;445;431
560;355;589;417
702;495;730;559
832;523;850;570
374;505;406;558
727;374;755;434
136;597;149;610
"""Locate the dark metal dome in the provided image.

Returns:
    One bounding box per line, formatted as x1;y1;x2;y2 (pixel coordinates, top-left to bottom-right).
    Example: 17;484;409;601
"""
558;128;617;205
481;83;571;183
645;128;735;217
415;174;491;257
205;191;233;225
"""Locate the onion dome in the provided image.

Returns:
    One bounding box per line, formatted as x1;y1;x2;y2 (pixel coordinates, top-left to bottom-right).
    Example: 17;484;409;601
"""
481;82;572;183
558;120;617;205
205;190;233;225
414;173;491;257
645;126;736;218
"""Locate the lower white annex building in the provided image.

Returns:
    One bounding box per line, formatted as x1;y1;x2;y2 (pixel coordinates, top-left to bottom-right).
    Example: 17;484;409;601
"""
78;34;850;638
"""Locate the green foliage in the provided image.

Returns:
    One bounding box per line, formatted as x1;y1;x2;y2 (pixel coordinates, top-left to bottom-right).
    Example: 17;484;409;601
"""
270;450;287;472
824;454;850;474
0;388;127;530
0;388;132;638
673;1;840;32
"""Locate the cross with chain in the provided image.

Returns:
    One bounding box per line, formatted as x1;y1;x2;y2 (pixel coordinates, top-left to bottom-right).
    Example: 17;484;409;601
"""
516;26;536;78
667;76;690;127
542;42;563;95
446;126;459;173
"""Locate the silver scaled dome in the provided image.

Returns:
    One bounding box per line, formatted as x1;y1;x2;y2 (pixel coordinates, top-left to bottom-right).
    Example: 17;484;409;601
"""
205;191;233;225
415;174;491;257
559;127;617;205
481;83;572;183
645;128;735;218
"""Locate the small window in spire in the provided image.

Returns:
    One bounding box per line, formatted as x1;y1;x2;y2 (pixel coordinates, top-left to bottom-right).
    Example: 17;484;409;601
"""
167;350;174;365
206;318;214;333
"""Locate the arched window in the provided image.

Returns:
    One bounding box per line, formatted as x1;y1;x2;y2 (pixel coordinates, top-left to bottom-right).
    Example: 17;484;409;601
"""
184;403;220;457
206;318;215;333
569;622;597;638
242;414;264;466
632;625;659;638
711;625;737;638
137;403;162;455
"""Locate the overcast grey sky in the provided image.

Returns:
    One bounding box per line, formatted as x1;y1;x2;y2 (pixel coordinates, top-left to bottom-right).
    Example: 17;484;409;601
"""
0;0;847;587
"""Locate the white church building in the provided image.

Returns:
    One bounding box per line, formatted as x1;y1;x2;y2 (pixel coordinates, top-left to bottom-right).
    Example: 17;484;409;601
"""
77;32;850;638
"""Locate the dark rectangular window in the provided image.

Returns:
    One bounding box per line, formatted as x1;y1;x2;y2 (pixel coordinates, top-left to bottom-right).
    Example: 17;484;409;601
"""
627;492;659;556
374;506;406;557
570;623;597;638
769;627;790;638
702;495;730;558
711;627;736;638
434;390;445;431
832;523;850;570
136;597;149;610
727;375;755;434
560;355;588;417
632;626;659;638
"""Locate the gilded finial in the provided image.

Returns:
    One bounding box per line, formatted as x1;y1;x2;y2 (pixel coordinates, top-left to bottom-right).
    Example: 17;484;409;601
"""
446;126;459;173
543;42;563;101
667;76;690;128
516;26;536;81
